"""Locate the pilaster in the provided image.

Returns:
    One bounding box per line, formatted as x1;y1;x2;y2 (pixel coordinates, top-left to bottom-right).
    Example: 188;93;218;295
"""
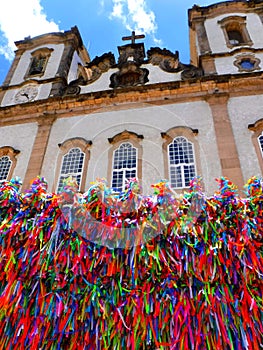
50;44;76;97
190;18;217;75
200;55;217;76
207;93;244;191
2;49;25;87
194;19;212;56
22;114;56;190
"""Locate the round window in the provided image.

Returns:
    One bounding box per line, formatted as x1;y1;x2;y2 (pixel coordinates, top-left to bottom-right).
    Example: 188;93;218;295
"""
240;59;255;70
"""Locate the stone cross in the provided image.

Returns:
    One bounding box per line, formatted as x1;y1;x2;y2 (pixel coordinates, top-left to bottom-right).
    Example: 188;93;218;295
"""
122;31;145;44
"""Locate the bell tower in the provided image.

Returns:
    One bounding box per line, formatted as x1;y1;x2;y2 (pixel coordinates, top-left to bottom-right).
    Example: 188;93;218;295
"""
0;26;90;107
188;0;263;75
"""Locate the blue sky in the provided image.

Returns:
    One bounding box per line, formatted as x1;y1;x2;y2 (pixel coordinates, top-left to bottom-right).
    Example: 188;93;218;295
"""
0;0;223;85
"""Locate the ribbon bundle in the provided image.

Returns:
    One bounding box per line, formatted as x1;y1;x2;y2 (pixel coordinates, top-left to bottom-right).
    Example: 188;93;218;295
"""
0;176;262;349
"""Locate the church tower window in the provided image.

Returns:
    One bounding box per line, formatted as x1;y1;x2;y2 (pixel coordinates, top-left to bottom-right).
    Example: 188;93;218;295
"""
234;55;260;72
111;142;137;192
168;137;196;188
240;59;255;70
227;29;244;46
29;56;47;75
25;48;53;78
218;16;252;49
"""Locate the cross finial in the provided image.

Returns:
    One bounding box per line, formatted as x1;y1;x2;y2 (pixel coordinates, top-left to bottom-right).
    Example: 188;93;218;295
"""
122;31;145;45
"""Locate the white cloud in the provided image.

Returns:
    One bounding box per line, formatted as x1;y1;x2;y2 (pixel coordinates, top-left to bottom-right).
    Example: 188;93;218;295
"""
112;2;124;19
98;0;105;15
0;0;60;61
110;0;161;45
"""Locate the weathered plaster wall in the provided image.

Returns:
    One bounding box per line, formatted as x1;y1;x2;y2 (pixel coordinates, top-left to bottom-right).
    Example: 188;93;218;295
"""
205;12;263;54
143;65;182;85
68;51;83;84
228;95;263;181
10;44;65;85
41;101;220;195
80;69;117;94
1;83;53;107
214;53;263;75
79;65;182;95
0;123;38;182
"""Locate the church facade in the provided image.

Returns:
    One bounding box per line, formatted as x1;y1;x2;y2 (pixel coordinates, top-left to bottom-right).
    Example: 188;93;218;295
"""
0;0;262;195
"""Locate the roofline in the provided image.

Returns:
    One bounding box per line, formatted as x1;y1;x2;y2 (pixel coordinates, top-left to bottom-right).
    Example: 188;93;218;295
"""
14;26;84;50
188;0;263;26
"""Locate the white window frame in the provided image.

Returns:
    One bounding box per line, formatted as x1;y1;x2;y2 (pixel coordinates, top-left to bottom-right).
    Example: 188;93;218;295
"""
111;142;138;192
25;47;53;79
57;147;85;192
218;16;253;49
258;132;263;158
0;155;12;184
168;136;196;189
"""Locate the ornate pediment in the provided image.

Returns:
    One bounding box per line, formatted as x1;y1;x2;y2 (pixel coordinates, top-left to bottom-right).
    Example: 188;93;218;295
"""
62;34;203;95
147;47;180;72
147;47;203;80
110;62;149;88
109;32;149;89
117;43;145;65
110;43;149;88
64;52;115;91
62;52;116;96
84;52;116;84
180;65;203;80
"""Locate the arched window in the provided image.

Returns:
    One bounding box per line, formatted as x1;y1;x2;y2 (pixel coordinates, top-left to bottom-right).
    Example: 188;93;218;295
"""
234;55;261;72
112;142;137;192
108;130;143;192
168;137;196;188
29;56;47;75
0;147;20;184
25;48;53;78
0;156;12;183
227;29;244;46
162;127;200;190
57;148;85;192
55;138;92;193
248;120;263;173
218;16;252;49
258;132;263;158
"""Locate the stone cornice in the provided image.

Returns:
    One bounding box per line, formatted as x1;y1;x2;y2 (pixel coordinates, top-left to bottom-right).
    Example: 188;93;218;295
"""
0;72;263;126
200;47;263;59
14;26;84;52
0;76;67;91
189;1;263;26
